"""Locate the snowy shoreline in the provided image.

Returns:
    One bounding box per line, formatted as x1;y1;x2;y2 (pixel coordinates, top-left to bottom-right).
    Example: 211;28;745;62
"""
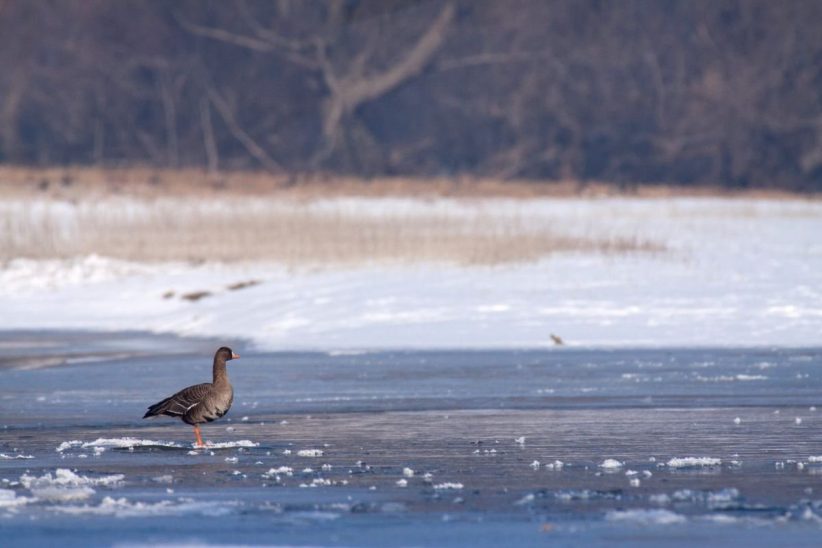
1;197;820;350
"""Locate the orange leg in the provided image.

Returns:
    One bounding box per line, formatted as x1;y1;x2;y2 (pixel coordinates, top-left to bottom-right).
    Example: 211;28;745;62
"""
193;424;205;448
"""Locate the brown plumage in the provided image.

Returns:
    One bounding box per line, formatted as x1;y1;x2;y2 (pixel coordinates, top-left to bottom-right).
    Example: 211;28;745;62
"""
143;346;239;447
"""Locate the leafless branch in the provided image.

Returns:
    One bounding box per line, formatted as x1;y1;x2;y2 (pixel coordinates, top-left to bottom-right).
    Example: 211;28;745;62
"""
199;97;219;174
207;87;280;172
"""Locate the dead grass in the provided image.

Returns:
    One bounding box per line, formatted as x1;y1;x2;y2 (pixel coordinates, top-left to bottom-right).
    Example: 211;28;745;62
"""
180;291;212;302
0;197;663;265
0;165;816;201
226;280;262;291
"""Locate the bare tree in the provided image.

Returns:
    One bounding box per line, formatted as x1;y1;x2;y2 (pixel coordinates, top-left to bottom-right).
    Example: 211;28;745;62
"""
180;2;454;170
1;0;821;190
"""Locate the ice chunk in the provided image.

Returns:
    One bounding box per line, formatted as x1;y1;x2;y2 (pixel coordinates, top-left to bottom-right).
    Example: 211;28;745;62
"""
0;453;34;460
666;457;721;468
52;496;237;517
433;482;463;490
56;441;83;453
545;460;564;471
264;466;293;477
600;459;624;469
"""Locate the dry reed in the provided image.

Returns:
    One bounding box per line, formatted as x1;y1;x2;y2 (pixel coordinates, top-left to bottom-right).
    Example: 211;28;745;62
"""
0;197;662;266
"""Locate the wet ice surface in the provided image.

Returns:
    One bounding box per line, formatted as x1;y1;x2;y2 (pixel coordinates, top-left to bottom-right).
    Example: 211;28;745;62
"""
2;333;822;546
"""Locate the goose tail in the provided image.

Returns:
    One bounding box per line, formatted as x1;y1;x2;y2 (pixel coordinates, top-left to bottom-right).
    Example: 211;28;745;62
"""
143;396;175;419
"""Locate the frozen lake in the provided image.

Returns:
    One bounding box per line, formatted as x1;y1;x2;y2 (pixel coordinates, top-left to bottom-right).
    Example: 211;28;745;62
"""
2;332;822;546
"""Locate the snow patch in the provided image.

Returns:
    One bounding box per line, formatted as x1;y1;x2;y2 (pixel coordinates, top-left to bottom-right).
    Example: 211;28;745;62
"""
606;509;687;525
200;440;258;449
0;488;34;508
707;488;740;508
28;485;96;502
19;469;124;502
80;438;183;450
19;469;124;489
649;494;671;505
555;489;622;502
703;514;741;524
3;198;822;350
666;457;722;468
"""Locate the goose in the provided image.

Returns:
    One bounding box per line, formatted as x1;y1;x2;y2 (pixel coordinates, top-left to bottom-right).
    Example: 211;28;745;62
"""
143;346;239;447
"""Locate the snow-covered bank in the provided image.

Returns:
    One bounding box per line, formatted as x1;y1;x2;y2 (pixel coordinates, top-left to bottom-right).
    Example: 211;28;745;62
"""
1;197;820;349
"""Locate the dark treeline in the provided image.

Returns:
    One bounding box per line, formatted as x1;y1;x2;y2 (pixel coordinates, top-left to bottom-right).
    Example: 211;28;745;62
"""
1;0;821;190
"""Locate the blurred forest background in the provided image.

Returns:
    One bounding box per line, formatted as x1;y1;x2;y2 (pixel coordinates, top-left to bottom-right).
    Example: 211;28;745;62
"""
1;0;821;191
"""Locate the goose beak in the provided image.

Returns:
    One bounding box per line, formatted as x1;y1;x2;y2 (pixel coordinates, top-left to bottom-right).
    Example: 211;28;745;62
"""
232;352;240;360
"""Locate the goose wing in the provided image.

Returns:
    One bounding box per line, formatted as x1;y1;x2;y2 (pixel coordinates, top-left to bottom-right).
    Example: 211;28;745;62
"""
143;383;212;418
